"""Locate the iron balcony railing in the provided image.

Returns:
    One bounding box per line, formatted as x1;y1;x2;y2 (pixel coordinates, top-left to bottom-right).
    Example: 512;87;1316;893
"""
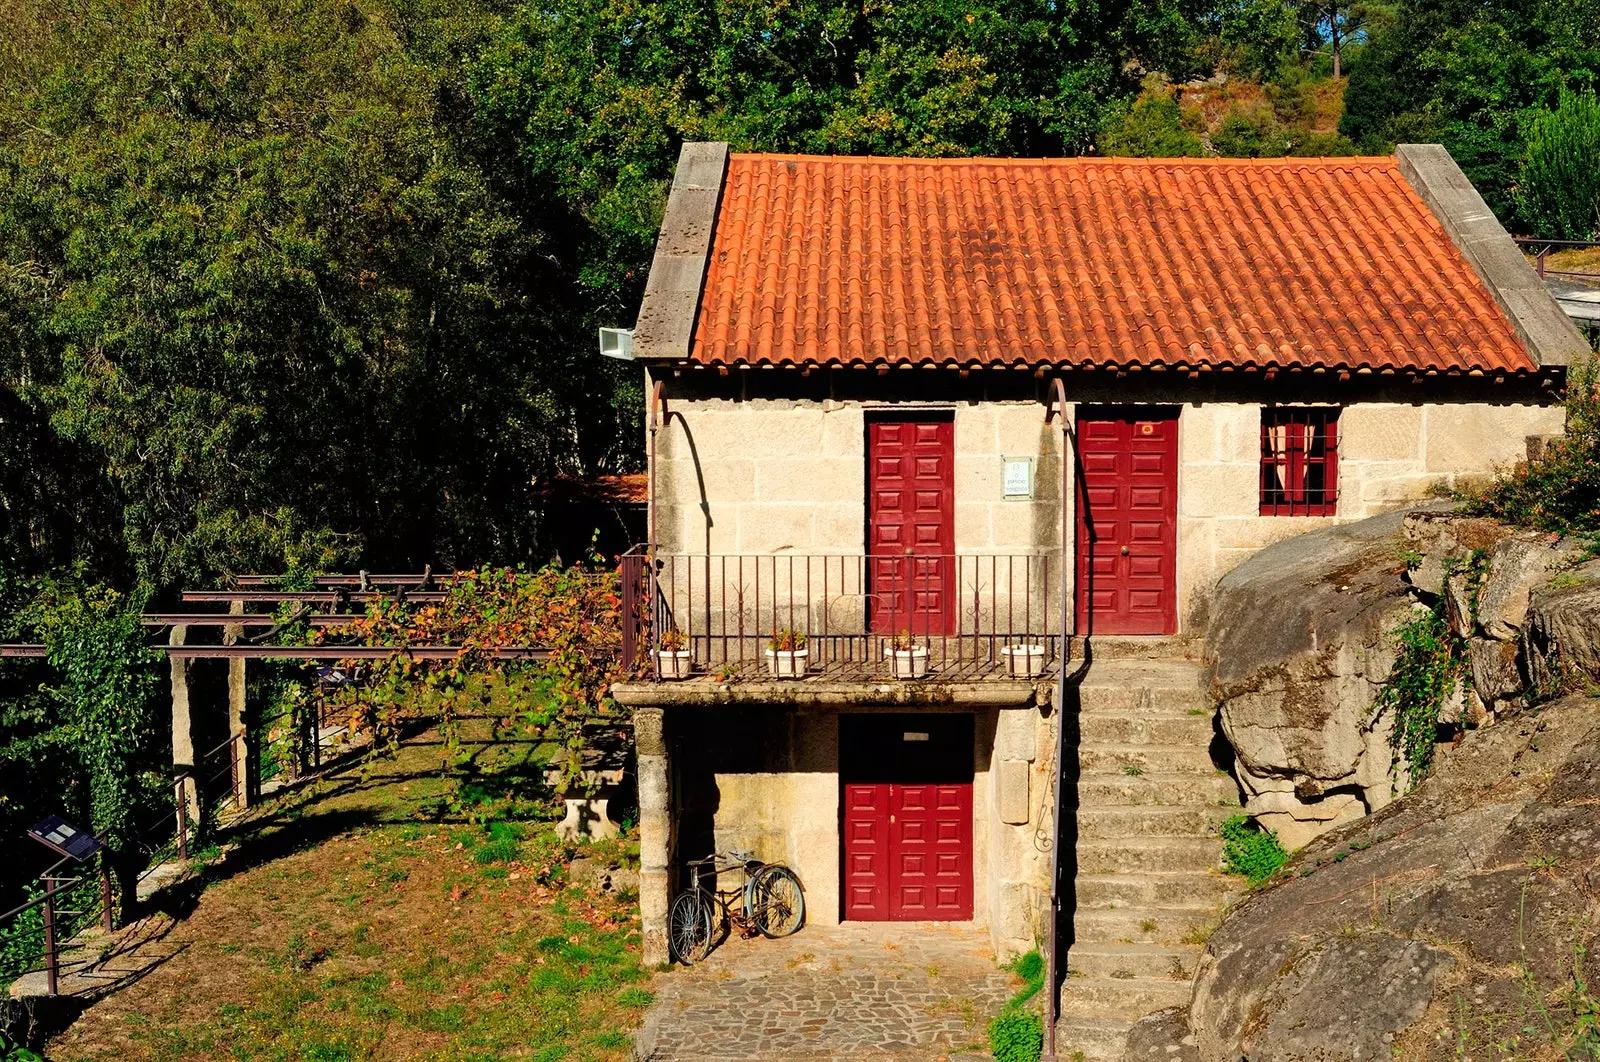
622;548;1064;682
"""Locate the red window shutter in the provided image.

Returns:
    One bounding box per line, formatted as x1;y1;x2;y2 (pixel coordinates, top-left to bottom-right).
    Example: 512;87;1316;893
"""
1260;408;1339;517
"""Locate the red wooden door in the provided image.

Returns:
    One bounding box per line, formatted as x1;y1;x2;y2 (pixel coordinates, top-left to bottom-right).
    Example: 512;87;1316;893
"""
868;416;954;636
842;783;973;920
841;715;973;922
1074;408;1179;636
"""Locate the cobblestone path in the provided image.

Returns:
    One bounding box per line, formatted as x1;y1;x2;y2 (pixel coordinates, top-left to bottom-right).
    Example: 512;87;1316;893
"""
635;922;1019;1061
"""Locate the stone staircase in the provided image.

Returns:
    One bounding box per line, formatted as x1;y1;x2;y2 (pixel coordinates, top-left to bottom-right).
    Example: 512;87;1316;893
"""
1054;654;1242;1061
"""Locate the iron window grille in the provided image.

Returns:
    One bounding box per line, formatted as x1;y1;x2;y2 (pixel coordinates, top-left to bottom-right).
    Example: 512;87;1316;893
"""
1260;408;1339;516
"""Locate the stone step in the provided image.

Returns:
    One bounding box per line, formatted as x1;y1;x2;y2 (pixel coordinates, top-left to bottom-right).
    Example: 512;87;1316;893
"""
1075;683;1209;716
1078;744;1222;775
1077;838;1221;875
1067;941;1201;980
1078;713;1216;746
1059;975;1193;1015
1076;804;1236;840
1075;772;1240;808
1053;1015;1132;1062
1072;905;1220;945
1075;871;1235;909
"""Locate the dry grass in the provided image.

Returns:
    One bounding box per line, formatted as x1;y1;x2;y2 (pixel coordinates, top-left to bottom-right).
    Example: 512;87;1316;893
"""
47;725;646;1062
1535;246;1600;276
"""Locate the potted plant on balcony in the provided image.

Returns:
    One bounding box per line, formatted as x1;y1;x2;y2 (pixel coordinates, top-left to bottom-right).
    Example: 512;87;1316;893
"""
999;642;1047;678
765;628;809;679
888;630;930;680
655;628;693;680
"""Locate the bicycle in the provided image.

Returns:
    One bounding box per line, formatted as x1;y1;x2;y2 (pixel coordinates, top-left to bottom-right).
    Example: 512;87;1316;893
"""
667;850;805;964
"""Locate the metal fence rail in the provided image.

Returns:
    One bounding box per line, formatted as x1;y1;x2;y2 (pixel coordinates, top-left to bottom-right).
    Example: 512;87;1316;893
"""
627;551;1062;681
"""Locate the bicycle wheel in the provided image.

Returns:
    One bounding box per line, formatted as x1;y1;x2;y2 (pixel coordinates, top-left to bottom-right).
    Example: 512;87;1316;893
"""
747;864;805;938
669;887;715;964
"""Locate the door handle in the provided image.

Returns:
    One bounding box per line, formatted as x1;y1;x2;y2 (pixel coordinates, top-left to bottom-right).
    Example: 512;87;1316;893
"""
1120;546;1130;556
890;815;896;824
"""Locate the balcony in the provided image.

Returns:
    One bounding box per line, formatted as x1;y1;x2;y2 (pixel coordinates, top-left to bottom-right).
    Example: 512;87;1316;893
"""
621;549;1064;685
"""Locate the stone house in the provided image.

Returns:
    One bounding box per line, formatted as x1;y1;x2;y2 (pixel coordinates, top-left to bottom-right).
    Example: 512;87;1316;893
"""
609;141;1585;1032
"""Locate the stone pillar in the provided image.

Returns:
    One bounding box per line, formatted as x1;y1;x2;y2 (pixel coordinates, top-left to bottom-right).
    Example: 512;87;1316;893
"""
168;625;201;827
988;705;1040;962
225;601;250;809
635;707;672;967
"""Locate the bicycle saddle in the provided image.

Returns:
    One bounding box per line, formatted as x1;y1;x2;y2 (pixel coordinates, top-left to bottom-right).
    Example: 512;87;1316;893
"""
727;848;754;862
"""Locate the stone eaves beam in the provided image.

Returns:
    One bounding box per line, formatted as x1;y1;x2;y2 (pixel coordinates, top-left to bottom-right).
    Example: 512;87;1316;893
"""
1397;143;1590;369
610;679;1046;709
632;141;729;360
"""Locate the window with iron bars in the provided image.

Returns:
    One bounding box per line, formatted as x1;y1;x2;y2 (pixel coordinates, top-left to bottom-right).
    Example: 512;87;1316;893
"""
1260;408;1339;516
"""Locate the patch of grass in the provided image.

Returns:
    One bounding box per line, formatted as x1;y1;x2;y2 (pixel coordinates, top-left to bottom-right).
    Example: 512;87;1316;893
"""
988;950;1046;1062
42;720;643;1062
1219;814;1289;885
1122;765;1145;777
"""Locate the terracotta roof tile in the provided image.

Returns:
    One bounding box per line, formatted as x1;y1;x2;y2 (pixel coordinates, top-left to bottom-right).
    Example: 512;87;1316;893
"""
688;154;1536;373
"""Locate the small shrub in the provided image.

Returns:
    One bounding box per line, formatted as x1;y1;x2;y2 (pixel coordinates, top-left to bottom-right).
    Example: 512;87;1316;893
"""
1467;355;1600;536
1211;104;1292;157
1517;89;1600;241
1098;84;1206;158
989;1010;1044;1062
768;628;807;652
1368;605;1462;790
1219;814;1288;884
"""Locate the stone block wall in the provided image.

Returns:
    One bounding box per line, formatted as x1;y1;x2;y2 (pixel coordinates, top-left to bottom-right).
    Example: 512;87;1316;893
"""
1176;401;1564;628
653;396;1064;557
666;704;1051;958
652;375;1561;638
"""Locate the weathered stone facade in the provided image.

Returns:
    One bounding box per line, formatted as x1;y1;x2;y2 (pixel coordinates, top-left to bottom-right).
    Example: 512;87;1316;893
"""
651;372;1564;635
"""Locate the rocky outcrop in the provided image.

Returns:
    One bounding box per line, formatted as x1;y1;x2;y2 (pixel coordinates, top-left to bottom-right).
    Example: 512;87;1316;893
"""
1207;506;1587;849
1124;693;1600;1062
1205;510;1416;848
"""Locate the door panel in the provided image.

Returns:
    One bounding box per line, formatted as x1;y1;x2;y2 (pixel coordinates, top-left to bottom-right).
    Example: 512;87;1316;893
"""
868;416;955;636
840;714;974;922
1074;409;1179;636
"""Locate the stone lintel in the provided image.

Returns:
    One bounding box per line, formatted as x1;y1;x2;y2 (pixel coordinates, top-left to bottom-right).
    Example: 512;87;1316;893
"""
611;679;1044;709
632;141;729;361
1396;143;1589;369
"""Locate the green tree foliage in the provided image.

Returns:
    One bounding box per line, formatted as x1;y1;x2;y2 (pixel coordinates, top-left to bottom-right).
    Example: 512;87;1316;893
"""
1340;0;1600;226
1098;85;1207;156
1212;103;1294;155
1516;90;1600;241
0;0;639;587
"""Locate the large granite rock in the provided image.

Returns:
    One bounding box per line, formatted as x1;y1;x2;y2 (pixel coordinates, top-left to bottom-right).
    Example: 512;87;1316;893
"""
1126;694;1600;1062
1208;507;1584;849
1527;560;1600;690
1206;510;1421;847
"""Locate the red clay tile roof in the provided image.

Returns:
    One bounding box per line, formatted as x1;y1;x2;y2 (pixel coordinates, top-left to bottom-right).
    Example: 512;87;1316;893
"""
687;154;1537;374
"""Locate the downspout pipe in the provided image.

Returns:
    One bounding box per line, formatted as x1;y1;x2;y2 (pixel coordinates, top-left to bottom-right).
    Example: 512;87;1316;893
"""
648;377;664;680
1042;376;1073;1061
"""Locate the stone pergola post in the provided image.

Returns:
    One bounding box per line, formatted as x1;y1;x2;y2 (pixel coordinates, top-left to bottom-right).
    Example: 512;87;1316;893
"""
168;625;201;828
225;600;250;809
635;707;672;966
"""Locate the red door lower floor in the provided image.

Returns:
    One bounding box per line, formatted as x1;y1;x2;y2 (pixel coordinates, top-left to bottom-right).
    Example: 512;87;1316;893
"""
840;714;974;921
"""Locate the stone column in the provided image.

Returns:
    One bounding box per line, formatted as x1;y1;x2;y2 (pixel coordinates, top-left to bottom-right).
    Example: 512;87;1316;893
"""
168;625;201;827
636;707;672;966
224;600;250;809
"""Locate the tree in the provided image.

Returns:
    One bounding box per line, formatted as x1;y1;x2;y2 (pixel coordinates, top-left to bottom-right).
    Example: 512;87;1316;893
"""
1516;90;1600;241
0;0;641;589
1341;0;1600;226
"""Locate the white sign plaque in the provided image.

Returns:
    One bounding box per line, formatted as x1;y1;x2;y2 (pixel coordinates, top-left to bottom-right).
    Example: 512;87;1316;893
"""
1002;456;1034;499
